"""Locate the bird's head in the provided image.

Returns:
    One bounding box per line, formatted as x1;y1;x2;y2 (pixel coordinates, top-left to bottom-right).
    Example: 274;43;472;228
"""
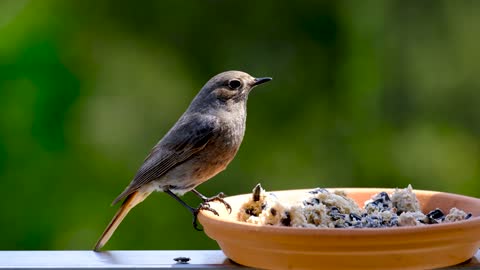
206;71;272;102
191;71;272;112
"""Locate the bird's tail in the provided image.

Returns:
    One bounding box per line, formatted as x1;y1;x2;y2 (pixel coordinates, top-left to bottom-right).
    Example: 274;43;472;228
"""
94;190;150;251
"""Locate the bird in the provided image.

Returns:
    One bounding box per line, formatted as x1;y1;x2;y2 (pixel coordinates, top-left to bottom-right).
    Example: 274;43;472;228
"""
93;70;272;251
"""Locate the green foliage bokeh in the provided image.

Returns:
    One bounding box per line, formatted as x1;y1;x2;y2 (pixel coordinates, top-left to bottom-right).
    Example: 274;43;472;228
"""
0;0;479;250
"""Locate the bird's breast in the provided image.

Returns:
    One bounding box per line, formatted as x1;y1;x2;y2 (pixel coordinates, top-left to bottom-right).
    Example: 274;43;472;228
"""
189;115;245;181
159;109;247;192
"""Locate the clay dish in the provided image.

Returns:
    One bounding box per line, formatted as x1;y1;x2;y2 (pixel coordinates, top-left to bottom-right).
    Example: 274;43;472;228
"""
198;188;480;270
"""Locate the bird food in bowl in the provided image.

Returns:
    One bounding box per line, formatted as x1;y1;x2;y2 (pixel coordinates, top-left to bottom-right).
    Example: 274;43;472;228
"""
198;184;480;270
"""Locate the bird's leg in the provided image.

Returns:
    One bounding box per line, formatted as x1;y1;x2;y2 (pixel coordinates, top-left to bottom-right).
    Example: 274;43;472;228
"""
191;189;232;214
164;189;218;231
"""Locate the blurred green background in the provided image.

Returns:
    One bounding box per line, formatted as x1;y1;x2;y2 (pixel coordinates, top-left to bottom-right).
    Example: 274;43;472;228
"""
1;0;479;250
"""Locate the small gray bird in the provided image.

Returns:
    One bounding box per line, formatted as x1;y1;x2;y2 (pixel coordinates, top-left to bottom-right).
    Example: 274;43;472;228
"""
94;71;271;251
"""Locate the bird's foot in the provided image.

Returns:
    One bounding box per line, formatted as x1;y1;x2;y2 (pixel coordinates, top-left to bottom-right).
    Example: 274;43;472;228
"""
192;203;219;231
201;192;232;214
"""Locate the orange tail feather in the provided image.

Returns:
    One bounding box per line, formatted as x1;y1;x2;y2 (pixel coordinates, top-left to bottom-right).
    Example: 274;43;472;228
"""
94;191;150;251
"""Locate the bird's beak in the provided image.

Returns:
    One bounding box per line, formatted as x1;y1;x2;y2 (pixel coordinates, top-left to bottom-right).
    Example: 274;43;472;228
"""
252;77;272;86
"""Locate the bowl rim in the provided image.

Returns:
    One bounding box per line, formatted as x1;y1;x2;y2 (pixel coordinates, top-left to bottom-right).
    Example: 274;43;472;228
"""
199;187;480;237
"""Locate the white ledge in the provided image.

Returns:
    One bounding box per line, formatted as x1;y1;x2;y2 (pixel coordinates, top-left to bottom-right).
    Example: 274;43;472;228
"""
0;250;479;269
0;250;242;269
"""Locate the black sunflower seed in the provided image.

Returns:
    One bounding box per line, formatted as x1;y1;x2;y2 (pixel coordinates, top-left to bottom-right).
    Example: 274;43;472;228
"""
426;209;445;220
281;212;291;226
309;188;328;194
252;184;263;201
349;213;362;221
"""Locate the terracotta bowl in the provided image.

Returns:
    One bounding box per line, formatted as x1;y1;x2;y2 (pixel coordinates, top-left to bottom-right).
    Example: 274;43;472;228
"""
198;188;480;270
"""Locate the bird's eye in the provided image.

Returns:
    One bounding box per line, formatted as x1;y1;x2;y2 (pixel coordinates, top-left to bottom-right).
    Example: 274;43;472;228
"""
227;79;242;90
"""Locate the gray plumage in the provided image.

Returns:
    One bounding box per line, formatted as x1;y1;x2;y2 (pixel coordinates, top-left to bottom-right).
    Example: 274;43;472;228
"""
94;70;271;251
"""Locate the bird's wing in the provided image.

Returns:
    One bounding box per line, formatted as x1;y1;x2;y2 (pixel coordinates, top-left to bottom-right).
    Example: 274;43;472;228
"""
111;119;215;205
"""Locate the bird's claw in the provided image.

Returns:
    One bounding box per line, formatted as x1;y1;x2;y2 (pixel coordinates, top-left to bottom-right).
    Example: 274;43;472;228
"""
203;192;232;214
192;203;220;231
